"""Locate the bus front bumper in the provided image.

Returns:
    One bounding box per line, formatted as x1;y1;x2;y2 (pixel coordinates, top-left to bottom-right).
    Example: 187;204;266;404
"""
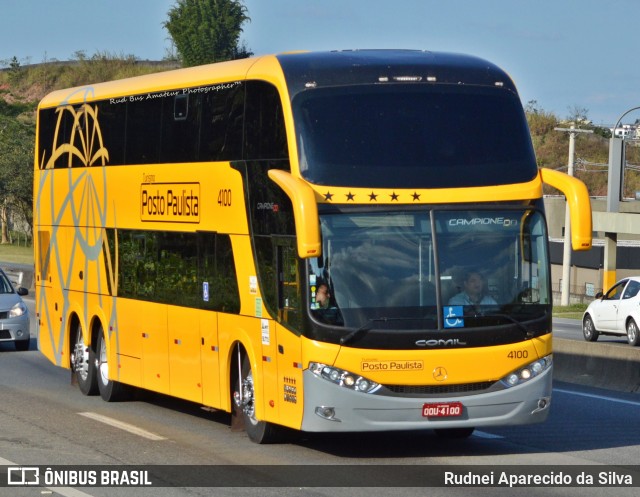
300;366;552;433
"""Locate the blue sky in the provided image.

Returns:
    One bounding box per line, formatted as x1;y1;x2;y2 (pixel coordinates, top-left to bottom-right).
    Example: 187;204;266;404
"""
1;0;638;126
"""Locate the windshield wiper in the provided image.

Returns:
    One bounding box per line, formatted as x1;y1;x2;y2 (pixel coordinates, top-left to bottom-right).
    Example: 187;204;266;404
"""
340;318;388;345
474;312;536;338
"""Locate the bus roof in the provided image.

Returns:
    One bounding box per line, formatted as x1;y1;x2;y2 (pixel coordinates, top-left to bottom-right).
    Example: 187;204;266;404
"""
276;49;518;97
38;49;517;108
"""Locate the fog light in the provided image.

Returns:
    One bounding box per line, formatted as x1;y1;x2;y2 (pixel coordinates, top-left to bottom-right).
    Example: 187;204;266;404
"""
17;330;24;338
532;396;551;414
315;406;340;422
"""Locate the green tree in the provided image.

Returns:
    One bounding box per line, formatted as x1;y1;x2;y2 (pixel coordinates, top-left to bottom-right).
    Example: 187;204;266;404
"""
164;0;252;67
6;56;25;86
0;115;35;243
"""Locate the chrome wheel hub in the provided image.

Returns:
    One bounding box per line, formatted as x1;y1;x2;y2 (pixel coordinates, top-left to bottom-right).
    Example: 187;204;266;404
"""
73;336;90;380
234;373;256;419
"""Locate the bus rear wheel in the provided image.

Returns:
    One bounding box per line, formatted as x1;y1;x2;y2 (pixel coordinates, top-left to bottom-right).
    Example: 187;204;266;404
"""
73;323;98;396
233;353;282;444
96;325;130;402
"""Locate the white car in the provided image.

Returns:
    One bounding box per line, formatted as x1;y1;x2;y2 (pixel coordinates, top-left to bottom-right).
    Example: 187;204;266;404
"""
0;267;31;351
582;277;640;346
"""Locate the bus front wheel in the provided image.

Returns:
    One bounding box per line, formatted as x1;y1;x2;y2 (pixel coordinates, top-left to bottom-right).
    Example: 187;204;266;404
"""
233;353;282;444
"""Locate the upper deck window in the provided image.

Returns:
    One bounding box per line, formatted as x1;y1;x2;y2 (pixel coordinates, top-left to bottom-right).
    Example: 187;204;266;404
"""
293;84;537;189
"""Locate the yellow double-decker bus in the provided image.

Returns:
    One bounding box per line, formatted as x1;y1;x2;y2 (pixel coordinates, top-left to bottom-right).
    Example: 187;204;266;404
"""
34;50;591;443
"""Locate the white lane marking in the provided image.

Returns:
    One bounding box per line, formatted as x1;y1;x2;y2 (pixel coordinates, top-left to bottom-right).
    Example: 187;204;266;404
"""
554;388;640;407
77;412;167;441
0;456;96;497
471;387;640;440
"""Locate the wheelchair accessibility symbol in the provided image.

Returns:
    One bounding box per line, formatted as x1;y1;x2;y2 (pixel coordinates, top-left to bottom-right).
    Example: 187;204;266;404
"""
444;306;464;328
202;282;210;302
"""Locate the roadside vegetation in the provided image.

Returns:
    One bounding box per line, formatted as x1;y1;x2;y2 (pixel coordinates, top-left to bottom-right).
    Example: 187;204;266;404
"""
552;303;588;320
1;0;252;249
0;243;33;265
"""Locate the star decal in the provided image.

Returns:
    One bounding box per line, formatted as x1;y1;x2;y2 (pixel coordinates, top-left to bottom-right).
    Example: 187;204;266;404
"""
345;191;355;201
369;192;378;201
324;191;334;201
412;192;421;201
390;192;399;201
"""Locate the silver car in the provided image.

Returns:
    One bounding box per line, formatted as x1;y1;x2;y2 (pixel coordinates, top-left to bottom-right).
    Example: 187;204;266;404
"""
0;268;30;351
582;277;640;346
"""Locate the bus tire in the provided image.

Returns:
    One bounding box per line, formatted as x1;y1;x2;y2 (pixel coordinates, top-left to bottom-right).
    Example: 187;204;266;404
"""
434;427;475;439
96;325;130;402
233;353;282;444
73;323;98;396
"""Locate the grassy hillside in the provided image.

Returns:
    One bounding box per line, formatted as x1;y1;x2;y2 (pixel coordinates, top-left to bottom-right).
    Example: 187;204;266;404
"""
1;53;178;106
526;105;640;198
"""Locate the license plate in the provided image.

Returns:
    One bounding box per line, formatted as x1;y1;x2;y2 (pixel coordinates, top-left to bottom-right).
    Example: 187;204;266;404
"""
422;402;463;418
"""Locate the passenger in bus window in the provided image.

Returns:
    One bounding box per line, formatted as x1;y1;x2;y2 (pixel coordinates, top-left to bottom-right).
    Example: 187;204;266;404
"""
448;270;497;306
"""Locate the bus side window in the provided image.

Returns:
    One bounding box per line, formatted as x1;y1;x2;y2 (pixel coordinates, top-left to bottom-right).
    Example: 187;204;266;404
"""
200;82;244;161
126;97;163;164
244;80;288;160
160;93;201;163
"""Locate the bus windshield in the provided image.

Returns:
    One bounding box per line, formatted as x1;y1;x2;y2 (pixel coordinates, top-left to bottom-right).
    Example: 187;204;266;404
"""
294;84;537;188
307;209;550;331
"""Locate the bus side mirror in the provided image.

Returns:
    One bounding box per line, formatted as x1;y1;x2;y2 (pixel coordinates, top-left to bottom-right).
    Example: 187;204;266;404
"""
267;169;322;259
539;168;592;251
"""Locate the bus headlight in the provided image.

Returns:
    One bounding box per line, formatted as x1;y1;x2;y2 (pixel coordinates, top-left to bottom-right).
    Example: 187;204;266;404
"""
308;362;381;394
501;355;552;388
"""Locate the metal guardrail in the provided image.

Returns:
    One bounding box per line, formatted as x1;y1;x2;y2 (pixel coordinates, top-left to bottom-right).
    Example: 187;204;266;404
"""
2;268;24;287
0;263;32;289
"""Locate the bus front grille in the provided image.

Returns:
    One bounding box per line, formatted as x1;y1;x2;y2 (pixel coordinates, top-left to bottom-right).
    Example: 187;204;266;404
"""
382;381;497;397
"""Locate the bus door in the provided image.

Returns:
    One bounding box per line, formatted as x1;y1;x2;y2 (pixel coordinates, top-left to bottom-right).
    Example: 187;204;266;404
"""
274;239;304;428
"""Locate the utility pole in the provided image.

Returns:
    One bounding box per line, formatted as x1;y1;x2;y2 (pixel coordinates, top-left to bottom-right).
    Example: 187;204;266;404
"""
554;124;593;306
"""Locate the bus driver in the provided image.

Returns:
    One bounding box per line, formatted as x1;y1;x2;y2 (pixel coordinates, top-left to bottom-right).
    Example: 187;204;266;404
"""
448;270;497;306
